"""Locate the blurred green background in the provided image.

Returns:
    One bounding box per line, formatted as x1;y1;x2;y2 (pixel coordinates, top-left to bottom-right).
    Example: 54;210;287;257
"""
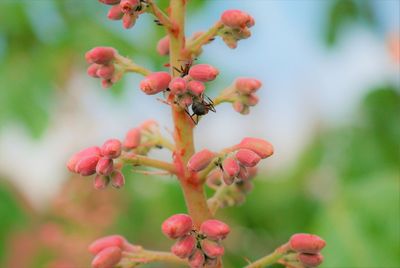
0;0;399;268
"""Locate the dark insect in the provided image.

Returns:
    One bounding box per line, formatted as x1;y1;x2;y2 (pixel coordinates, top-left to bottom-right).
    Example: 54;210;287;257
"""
135;0;148;12
185;94;216;125
173;58;196;77
154;19;163;26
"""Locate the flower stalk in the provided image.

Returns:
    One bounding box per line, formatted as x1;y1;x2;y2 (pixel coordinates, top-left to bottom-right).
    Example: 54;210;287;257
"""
68;1;327;267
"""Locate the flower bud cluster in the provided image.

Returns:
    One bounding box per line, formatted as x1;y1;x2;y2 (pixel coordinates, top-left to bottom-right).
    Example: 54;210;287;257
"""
171;63;219;108
289;233;326;267
219;10;255;49
86;47;123;88
140;72;172;95
215;77;262;115
123;119;164;155
67;139;125;189
232;78;262;114
162;214;230;268
196;137;272;186
99;0;146;29
89;235;140;268
156;35;170;56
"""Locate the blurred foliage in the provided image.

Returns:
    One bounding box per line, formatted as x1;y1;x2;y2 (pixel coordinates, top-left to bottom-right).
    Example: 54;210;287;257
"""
0;180;28;266
0;0;206;138
325;0;376;46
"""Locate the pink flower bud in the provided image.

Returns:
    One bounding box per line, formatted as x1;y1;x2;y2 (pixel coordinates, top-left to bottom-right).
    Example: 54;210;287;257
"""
101;79;113;88
91;246;122;268
187;81;205;95
298;253;324;267
221;157;239;185
222;34;238;49
247;166;258;179
89;235;126;255
237;165;249;181
237;137;274;159
222;171;235;185
245;94;259;106
99;0;121;5
96;64;115;80
171;235;196;259
123;128;141;149
188;249;205;268
200;220;230;240
236;149;261;167
201;239;225;258
206;169;222;189
85;47;116;64
93;175;110;190
235;78;262;94
107;5;123;20
187;149;215;172
140;72;171;95
205;258;218;267
75;155;101;176
87;64;101;78
67;146;101;172
180;95;193;106
120;0;140;14
169;77;187;95
237;180;253;193
222;157;240;177
162;214;193;239
157;35;170;56
101;139;122;159
289;234;326;254
188;64;219;82
139;119;159;133
96;157;114;176
122;13;137;29
111;170;125;188
221;10;254;29
232;101;247;114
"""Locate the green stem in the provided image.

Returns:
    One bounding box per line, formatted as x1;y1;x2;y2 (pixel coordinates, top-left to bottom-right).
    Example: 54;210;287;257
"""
157;136;176;151
245;244;290;268
185;21;224;56
115;54;152;76
213;85;236;106
207;184;230;215
121;153;177;174
169;0;212;229
123;249;187;266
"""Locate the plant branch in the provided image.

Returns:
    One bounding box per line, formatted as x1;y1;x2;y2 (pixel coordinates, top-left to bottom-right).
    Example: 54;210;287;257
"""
122;249;187;266
185;21;224;56
157;136;176;151
213;85;236;106
207;184;231;215
146;0;174;31
115;54;152;76
121;153;177;174
169;0;212;229
245;244;291;268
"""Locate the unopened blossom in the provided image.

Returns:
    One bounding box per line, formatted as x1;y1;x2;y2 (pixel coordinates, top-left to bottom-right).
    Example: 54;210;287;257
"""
237;137;274;159
187;149;215;172
140;72;171;95
162;214;193;239
171;235;196;259
200;219;230;240
289;233;326;254
188;64;219;82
